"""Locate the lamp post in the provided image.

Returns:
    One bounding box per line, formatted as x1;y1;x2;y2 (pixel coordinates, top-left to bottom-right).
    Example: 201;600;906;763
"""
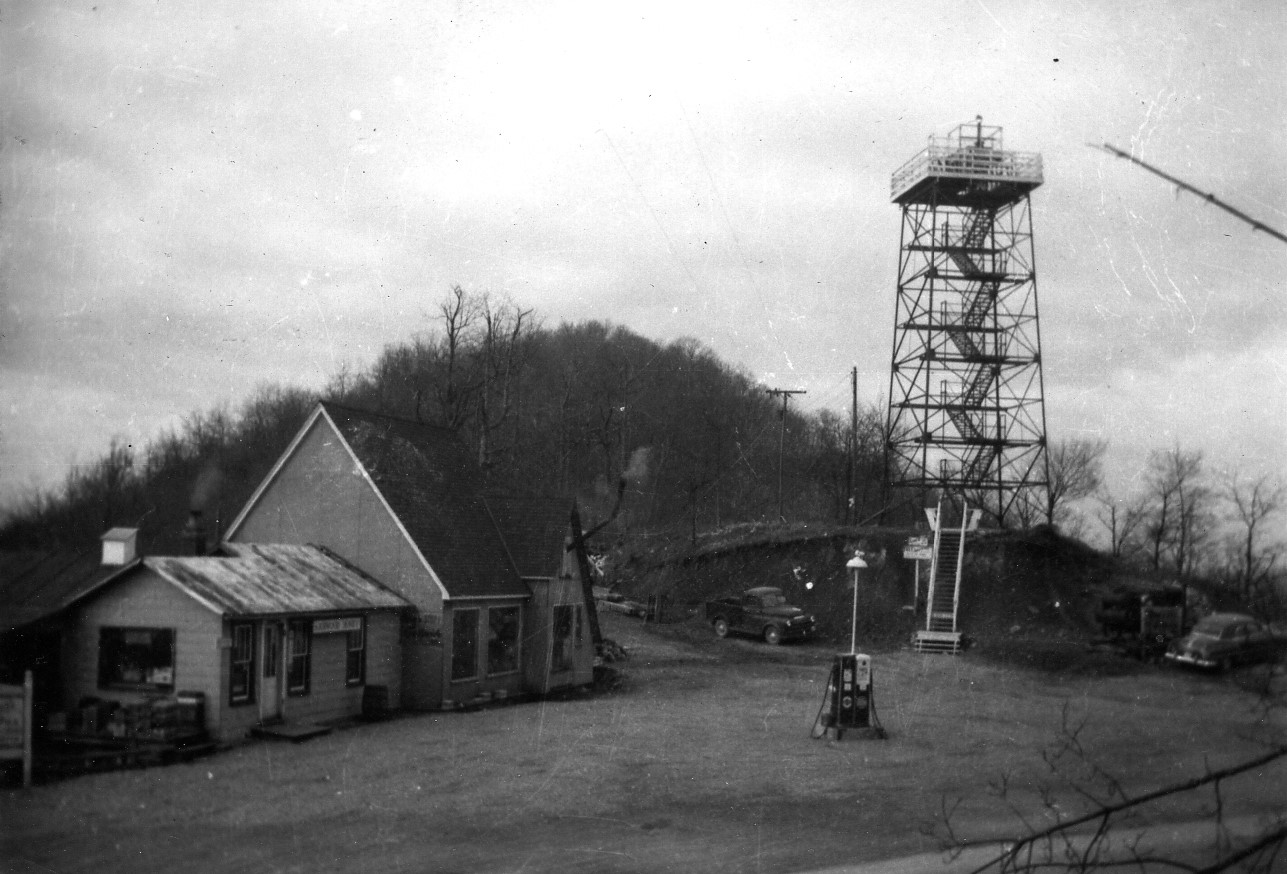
845;554;867;654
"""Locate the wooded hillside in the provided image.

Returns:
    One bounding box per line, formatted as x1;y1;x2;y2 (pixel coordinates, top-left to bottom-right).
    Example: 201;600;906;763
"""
0;287;888;555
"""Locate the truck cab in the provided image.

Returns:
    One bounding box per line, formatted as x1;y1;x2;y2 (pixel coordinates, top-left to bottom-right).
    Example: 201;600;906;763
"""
705;586;816;645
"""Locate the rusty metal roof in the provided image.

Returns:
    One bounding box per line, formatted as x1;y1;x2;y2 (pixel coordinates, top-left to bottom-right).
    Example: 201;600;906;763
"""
145;543;410;617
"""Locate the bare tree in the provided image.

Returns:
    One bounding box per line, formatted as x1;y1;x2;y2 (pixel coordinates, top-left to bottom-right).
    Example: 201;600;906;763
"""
1224;471;1285;603
1144;447;1209;575
1095;490;1150;561
1044;438;1107;529
476;294;534;469
434;284;481;430
932;698;1287;873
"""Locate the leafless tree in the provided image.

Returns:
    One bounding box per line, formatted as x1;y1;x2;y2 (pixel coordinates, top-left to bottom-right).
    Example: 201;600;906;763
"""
932;698;1287;873
476;294;534;469
1095;490;1150;561
1223;471;1286;603
1144;447;1210;576
1044;438;1107;528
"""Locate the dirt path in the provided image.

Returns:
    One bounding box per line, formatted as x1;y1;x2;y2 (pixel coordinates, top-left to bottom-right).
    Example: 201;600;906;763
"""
3;615;1283;873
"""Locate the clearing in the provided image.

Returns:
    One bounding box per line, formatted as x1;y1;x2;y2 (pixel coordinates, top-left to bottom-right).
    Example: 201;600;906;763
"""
2;612;1284;873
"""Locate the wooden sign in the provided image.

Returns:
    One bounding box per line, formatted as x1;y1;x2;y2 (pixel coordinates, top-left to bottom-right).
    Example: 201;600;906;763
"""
0;671;33;788
312;616;362;635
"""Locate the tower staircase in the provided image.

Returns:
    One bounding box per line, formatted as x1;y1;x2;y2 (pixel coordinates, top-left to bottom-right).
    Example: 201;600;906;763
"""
913;502;971;654
940;209;1007;486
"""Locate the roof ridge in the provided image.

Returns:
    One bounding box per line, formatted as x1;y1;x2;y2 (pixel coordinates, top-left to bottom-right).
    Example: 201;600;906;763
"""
320;399;460;437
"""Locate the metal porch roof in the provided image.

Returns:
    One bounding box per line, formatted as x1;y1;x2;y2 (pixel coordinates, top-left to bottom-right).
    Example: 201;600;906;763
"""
145;543;410;617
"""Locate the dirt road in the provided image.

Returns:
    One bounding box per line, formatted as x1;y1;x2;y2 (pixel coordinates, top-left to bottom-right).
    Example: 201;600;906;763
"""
3;614;1283;873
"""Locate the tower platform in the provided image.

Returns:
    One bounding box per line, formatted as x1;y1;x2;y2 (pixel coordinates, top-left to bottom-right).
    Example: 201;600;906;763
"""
892;119;1042;207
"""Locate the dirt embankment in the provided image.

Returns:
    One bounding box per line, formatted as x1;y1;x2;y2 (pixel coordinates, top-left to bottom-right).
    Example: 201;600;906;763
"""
604;524;1122;650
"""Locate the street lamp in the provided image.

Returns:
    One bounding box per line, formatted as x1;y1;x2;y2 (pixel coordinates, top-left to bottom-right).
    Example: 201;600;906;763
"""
845;554;867;655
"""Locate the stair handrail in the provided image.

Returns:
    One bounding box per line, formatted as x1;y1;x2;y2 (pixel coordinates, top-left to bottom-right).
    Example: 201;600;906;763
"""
925;496;944;633
951;504;970;632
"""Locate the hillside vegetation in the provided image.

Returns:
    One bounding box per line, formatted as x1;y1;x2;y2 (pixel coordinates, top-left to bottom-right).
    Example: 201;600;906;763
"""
1;288;888;555
601;521;1128;653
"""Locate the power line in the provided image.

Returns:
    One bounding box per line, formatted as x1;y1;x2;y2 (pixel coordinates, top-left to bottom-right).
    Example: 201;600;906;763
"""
1095;143;1287;245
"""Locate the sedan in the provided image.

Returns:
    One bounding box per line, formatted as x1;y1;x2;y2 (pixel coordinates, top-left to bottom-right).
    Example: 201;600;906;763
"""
1164;613;1284;671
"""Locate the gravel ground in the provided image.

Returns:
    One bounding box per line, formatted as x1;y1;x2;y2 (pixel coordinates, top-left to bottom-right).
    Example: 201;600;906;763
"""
2;613;1283;873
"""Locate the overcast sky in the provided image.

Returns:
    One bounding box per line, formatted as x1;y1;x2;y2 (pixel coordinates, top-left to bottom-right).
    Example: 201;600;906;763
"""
2;1;1285;528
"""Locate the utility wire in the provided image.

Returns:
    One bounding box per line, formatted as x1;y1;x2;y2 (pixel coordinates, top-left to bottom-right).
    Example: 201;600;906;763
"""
1095;143;1287;245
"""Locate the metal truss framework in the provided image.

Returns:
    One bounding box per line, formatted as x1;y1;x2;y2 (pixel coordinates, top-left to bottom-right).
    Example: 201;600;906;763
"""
884;121;1050;523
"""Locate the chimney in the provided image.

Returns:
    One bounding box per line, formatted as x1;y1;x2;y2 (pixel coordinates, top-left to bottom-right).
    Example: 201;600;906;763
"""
101;528;138;566
183;510;208;557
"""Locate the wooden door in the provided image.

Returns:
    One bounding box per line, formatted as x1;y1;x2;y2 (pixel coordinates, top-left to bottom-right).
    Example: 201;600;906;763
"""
260;623;282;722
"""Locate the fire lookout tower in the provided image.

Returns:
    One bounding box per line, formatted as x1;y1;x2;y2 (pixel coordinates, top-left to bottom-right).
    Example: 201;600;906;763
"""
885;118;1050;523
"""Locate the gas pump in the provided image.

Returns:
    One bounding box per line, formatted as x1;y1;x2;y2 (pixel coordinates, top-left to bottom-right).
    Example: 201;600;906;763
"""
810;553;886;740
833;653;871;731
812;652;884;739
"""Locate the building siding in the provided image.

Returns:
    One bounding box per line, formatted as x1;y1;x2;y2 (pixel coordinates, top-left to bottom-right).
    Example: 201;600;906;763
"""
60;569;225;733
60;567;407;744
522;578;593;694
232;418;443;618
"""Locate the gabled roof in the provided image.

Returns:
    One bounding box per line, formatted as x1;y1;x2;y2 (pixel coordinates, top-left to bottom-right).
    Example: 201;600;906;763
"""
0;550;137;631
318;403;528;599
485;492;574;580
144;544;410;617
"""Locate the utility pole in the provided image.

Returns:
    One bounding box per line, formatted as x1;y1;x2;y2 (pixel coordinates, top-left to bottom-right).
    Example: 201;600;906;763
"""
847;367;857;524
766;387;807;521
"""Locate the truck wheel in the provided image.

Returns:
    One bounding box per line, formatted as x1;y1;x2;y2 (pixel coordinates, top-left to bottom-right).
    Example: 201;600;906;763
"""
763;625;782;645
713;618;730;638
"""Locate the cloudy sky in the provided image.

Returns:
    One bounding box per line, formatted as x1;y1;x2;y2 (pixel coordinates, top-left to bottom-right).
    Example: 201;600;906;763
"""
2;1;1285;525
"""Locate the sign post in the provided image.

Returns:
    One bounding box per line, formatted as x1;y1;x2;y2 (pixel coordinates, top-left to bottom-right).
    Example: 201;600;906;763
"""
903;536;933;611
0;671;33;788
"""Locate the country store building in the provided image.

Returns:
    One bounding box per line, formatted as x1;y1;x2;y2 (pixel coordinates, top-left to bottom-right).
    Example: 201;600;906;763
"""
0;403;596;749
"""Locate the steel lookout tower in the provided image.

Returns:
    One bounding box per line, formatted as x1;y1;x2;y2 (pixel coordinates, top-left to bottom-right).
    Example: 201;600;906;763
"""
884;118;1050;524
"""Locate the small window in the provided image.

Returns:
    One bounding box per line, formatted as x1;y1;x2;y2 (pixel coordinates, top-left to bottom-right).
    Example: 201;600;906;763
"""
230;623;256;705
287;620;311;696
487;607;520;675
345;621;365;686
551;605;574;674
451;609;479;681
98;627;175;691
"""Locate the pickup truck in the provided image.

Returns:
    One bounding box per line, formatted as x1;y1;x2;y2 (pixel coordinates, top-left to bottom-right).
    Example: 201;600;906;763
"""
705;587;816;645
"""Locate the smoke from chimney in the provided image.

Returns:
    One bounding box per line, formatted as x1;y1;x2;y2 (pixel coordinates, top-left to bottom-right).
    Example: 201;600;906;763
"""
623;447;651;485
190;463;224;511
183;510;208;557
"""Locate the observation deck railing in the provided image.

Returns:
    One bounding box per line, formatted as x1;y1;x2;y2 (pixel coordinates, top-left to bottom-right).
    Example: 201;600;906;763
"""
892;142;1043;202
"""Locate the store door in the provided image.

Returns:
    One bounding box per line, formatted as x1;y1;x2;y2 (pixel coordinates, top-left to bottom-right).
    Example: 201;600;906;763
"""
260;623;282;722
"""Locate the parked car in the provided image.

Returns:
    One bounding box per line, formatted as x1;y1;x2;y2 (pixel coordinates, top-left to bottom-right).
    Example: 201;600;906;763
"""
594;589;647;618
1164;613;1285;671
704;586;816;645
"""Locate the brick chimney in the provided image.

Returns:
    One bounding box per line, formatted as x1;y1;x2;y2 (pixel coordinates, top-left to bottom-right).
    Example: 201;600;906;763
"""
101;528;138;566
